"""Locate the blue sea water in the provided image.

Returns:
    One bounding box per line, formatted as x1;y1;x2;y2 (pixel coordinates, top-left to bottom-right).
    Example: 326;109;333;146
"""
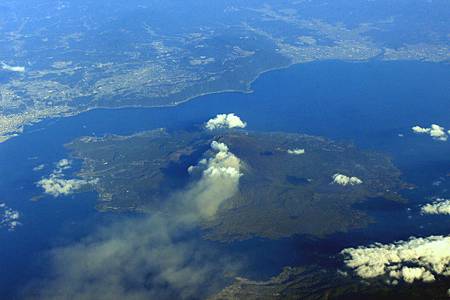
0;61;449;297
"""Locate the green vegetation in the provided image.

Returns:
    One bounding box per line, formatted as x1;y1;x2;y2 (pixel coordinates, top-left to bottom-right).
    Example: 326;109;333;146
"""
67;129;407;240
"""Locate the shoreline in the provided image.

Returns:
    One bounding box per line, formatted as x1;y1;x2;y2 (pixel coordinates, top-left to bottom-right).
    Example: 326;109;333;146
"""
0;60;295;145
0;58;446;145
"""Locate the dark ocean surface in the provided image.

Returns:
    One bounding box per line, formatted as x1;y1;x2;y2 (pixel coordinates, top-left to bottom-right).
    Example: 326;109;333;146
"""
0;60;449;297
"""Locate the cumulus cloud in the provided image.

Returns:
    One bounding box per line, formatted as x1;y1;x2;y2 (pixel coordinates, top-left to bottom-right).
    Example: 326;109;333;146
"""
56;158;71;170
0;202;21;231
421;198;450;215
25;142;243;299
37;176;92;197
37;159;96;197
332;173;363;186
412;124;449;141
1;62;25;73
287;148;305;155
205;113;247;130
341;235;450;284
32;164;45;172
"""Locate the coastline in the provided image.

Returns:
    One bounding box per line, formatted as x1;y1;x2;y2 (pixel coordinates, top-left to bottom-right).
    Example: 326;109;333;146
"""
0;60;294;145
0;57;447;145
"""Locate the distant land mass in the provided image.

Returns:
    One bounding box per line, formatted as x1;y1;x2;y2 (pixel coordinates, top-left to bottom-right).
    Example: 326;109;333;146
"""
1;0;449;142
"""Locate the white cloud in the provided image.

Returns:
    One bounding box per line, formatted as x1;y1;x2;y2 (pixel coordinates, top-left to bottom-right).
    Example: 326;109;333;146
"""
412;126;430;134
37;158;96;197
37;176;91;197
33;164;45;171
287;148;305;155
56;158;72;170
332;173;363;186
25;142;244;299
412;124;448;141
0;202;21;231
1;62;25;73
341;235;450;284
430;124;448;141
421;198;450;215
205;113;247;130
